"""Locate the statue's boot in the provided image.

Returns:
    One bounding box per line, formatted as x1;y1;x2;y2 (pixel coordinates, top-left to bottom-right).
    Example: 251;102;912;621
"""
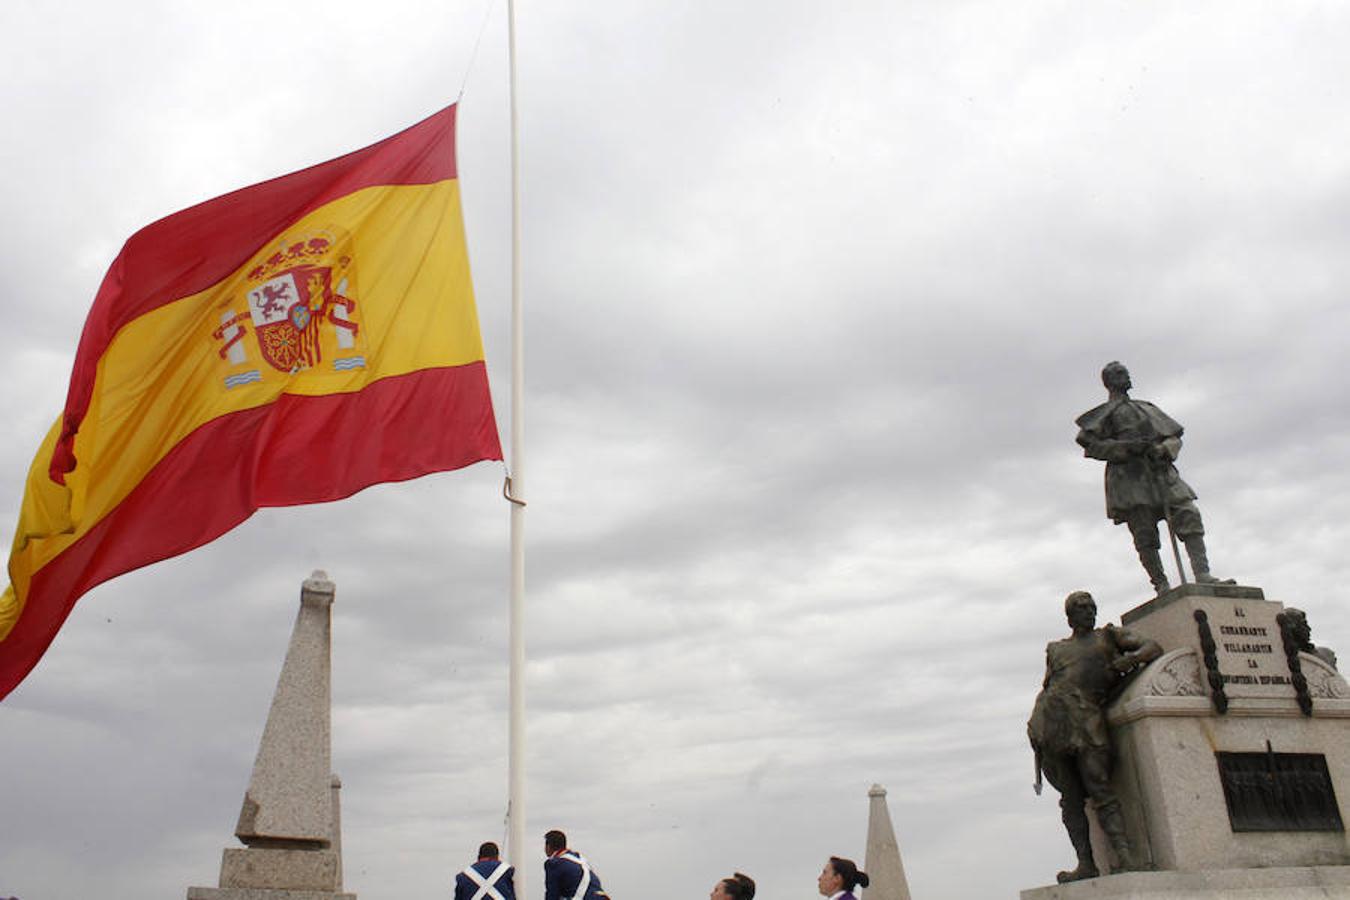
1056;804;1099;883
1138;548;1170;596
1183;536;1233;585
1098;799;1136;873
1056;860;1100;884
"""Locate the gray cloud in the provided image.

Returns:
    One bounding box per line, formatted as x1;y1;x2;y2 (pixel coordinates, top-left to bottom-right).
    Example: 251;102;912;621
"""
4;2;1350;900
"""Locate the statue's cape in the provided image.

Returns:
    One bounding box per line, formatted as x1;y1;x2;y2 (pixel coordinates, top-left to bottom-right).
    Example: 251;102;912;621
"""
1075;397;1184;439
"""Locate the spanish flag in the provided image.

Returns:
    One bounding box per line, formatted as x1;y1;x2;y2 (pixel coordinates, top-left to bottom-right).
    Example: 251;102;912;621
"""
0;103;501;700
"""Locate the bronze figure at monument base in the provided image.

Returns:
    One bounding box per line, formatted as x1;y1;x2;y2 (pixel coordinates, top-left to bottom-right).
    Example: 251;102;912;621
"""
1028;590;1161;883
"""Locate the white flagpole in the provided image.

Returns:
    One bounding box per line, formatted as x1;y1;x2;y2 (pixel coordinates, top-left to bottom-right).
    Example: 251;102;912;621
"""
505;0;528;894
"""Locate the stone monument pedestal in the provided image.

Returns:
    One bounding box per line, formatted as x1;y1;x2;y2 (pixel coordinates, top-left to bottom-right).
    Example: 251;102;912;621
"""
1021;865;1350;899
1022;583;1350;899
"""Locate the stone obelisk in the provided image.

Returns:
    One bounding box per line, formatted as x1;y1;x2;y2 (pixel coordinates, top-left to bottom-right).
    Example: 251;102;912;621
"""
864;784;912;900
188;571;355;900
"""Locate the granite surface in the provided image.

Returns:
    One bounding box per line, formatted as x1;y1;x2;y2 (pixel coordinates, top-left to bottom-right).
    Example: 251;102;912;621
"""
1021;865;1350;899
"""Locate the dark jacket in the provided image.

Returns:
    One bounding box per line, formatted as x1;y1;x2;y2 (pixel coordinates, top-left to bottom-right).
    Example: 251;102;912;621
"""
544;850;610;900
454;858;516;900
1076;396;1195;522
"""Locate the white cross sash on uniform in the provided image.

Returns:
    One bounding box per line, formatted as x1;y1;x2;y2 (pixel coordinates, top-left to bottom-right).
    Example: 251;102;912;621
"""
463;861;510;900
560;852;591;900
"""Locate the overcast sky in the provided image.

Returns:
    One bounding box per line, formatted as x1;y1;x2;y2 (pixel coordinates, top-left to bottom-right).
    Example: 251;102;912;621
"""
4;2;1350;899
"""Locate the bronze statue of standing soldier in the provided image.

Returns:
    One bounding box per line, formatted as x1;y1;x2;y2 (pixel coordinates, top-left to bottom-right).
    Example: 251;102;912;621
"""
1028;591;1161;882
1075;361;1230;595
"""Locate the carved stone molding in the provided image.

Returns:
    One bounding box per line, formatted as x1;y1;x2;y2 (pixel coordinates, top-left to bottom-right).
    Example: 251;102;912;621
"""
1143;647;1207;698
1302;653;1349;700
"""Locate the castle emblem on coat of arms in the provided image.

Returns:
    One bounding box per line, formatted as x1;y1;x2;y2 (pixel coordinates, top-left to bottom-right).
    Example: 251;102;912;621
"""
212;229;365;388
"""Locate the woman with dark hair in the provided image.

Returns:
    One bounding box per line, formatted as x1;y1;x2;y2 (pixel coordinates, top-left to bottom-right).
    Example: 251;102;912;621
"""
817;856;870;899
710;872;755;900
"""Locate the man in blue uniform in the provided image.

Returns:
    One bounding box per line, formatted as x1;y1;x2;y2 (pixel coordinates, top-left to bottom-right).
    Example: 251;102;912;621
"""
454;841;515;900
543;830;611;900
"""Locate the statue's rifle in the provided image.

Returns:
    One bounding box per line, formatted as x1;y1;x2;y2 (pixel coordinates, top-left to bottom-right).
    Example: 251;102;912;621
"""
1158;473;1189;585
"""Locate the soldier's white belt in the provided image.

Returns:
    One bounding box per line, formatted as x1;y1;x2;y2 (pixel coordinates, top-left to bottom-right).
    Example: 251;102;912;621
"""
463;861;509;900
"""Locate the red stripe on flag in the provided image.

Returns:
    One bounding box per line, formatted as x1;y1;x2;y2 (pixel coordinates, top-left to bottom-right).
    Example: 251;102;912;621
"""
55;104;461;479
2;362;500;701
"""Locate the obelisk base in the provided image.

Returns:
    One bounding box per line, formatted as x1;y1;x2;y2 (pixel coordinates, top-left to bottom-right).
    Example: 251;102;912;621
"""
186;845;354;900
224;847;342;890
188;889;355;900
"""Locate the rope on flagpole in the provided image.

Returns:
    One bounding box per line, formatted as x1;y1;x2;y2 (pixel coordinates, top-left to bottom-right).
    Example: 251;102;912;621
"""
457;0;500;101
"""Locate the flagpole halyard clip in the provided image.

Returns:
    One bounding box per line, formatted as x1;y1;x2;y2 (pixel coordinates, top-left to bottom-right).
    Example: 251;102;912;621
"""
503;474;526;507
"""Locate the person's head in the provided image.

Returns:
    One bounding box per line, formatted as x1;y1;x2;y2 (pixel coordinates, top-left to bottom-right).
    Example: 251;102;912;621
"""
1065;590;1097;632
477;841;499;860
818;857;869;895
1283;608;1313;648
1101;361;1132;394
710;872;756;900
544;830;567;855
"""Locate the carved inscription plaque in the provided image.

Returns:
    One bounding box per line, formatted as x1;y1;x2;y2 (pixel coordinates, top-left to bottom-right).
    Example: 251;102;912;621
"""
1121;589;1296;701
1211;609;1293;694
1216;751;1344;832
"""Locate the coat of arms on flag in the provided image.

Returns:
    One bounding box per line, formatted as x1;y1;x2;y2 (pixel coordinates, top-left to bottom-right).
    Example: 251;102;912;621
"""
213;229;364;387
